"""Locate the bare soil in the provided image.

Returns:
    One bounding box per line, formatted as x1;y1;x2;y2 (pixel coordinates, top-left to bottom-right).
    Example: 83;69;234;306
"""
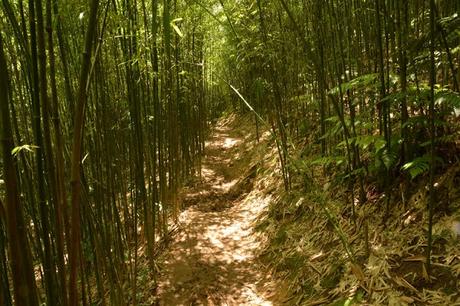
155;115;281;306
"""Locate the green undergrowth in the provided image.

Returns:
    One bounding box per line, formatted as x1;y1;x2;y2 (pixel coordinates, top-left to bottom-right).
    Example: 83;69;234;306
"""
255;150;460;305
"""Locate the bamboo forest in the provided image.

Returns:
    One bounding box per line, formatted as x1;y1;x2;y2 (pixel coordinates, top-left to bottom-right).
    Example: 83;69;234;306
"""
1;0;460;305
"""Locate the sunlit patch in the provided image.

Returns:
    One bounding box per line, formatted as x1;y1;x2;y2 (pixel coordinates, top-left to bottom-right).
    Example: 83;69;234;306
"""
201;167;216;178
223;137;240;149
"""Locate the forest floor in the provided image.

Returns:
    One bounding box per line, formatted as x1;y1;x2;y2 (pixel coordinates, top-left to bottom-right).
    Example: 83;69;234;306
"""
153;115;284;305
142;114;460;306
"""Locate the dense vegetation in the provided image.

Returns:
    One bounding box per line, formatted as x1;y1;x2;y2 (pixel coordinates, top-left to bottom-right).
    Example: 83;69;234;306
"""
0;0;459;304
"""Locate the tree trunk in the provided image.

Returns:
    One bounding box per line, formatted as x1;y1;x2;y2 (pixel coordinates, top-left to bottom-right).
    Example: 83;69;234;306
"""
0;33;39;306
68;1;100;304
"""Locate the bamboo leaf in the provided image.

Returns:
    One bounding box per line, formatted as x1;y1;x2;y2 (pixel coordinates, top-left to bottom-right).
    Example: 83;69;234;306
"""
401;155;438;179
171;22;184;37
11;144;39;157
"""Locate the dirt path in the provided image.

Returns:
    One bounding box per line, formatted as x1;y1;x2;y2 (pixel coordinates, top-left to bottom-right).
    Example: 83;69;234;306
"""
156;116;279;305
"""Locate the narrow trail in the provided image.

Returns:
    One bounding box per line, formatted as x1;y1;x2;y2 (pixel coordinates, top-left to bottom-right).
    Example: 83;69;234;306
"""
156;116;280;305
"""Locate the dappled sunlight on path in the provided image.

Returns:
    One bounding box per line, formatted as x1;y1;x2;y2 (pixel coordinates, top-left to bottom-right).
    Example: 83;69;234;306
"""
156;115;279;305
